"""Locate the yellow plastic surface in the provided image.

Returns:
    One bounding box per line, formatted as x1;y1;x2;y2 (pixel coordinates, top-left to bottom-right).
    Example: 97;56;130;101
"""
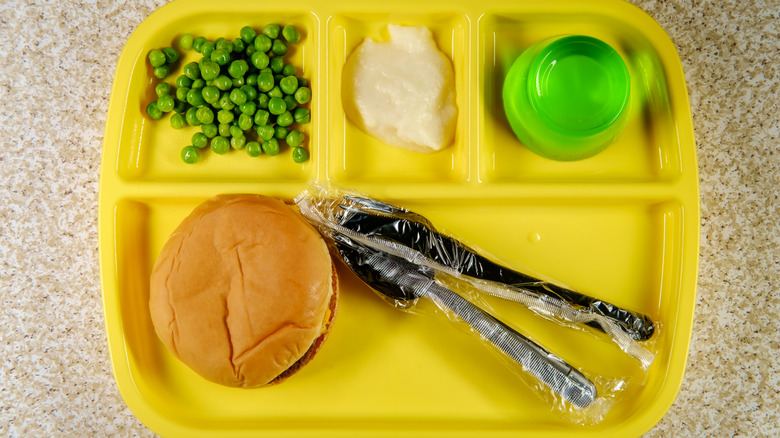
98;0;699;436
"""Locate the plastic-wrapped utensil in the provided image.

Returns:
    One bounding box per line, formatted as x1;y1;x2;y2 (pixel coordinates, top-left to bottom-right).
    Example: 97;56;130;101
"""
295;182;656;422
335;236;598;409
296;184;656;367
337;195;654;342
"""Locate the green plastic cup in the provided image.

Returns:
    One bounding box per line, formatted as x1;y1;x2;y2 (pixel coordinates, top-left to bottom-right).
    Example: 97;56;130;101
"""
503;36;630;161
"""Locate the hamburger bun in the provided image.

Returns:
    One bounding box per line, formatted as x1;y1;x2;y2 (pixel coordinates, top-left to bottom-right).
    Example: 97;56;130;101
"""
149;194;337;388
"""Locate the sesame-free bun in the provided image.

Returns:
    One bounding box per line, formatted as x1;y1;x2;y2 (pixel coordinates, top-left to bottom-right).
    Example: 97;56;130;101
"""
149;194;337;388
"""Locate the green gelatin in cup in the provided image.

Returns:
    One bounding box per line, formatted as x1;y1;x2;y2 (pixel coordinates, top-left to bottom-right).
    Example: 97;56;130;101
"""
503;35;630;161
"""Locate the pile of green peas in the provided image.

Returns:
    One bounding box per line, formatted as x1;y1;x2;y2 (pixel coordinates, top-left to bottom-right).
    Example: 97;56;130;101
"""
147;47;179;79
145;24;311;164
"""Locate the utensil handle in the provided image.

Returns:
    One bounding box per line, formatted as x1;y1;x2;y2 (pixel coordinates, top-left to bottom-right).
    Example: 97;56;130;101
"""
420;281;597;409
360;248;597;408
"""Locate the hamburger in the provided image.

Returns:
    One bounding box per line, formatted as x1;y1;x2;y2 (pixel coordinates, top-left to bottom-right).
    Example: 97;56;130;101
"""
149;194;337;388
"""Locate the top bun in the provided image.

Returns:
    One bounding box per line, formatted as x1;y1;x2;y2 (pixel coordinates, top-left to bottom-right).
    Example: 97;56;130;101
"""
149;194;336;388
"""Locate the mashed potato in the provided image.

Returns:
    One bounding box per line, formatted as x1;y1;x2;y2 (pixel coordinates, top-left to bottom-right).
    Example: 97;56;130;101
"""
342;25;457;153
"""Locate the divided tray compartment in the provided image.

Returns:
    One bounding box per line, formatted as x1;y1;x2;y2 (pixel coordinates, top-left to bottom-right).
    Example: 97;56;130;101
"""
99;1;699;437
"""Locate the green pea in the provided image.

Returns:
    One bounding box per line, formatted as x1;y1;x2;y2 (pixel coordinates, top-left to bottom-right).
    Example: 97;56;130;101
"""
228;59;249;78
254;34;272;52
253;109;270;126
170;113;186;129
239;85;257;101
173;100;187;113
239;101;257;116
237;113;253;131
179;87;195;102
145;101;162;119
246;141;262;157
185;107;201;126
210;49;230;66
245;44;256;57
176;76;192;90
294;86;311;104
157;95;175;112
218;123;232;137
250;50;270;70
227;126;242;140
286;129;305;148
271;39;288;56
201;123;218;138
269;57;284;73
148;49;166;67
187;88;206;106
162;47;179;64
193;36;207;53
201;41;215;58
217;109;235;124
231;135;246;150
259;67;273;75
276;111;293;127
232;77;245;88
240;26;256;44
274;125;289;140
192;132;208;149
215;39;233;53
257;72;274;92
213;75;231;91
257;93;269;109
201;86;220;104
232;38;245;53
268;85;283;99
291;146;308;163
181;145;200;164
153;65;170;79
180;64;197;82
274;74;285;84
279;76;298;95
293;107;310;124
267;97;286;115
257;124;275;141
283;95;297;112
155;83;171;97
262;137;280;155
186;88;205;106
179;33;194;50
263;24;281;39
282;64;297;77
246;73;258;86
219;94;235;110
211;136;230;154
200;61;220;80
191;78;205;89
282;25;301;44
229;88;247;105
196;107;214;125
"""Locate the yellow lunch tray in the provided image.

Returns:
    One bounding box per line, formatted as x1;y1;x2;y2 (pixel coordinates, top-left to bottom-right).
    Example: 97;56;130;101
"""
98;0;699;436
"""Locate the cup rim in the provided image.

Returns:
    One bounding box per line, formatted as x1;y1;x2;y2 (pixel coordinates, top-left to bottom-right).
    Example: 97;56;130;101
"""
527;35;631;138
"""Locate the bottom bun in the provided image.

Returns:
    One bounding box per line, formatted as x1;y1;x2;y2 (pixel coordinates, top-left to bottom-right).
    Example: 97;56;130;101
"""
149;194;338;388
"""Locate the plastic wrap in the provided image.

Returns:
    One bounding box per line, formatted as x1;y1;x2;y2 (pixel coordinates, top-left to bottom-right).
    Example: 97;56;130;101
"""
295;182;657;423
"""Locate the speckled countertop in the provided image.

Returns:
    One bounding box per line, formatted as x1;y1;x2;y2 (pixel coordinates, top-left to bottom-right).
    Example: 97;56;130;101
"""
0;0;777;436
